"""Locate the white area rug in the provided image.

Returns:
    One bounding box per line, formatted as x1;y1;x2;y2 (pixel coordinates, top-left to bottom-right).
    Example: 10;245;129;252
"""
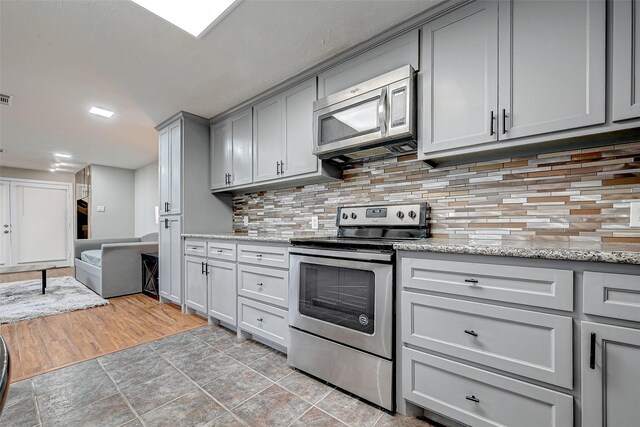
0;276;109;324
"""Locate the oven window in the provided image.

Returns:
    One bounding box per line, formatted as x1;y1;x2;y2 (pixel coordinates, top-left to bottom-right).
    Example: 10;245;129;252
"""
318;98;380;146
298;262;375;334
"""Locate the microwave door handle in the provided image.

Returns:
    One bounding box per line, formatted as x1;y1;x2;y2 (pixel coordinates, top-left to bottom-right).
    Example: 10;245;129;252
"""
378;87;388;137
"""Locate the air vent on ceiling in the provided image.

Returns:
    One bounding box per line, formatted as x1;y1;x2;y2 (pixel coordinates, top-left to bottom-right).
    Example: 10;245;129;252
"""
0;94;13;106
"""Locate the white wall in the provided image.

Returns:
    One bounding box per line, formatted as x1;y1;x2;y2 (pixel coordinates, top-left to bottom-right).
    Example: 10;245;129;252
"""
91;164;135;239
134;161;158;237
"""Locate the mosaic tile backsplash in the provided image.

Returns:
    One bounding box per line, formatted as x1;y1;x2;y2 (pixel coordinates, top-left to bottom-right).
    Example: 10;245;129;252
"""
232;141;640;243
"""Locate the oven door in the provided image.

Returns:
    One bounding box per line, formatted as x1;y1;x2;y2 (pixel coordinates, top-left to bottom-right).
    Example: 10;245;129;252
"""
289;251;393;359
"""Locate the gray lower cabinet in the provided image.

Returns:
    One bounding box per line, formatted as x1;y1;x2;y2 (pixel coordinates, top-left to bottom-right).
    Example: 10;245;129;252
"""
581;321;640;427
159;215;182;304
403;348;573;427
208;259;236;325
583;271;640;323
184;255;207;313
612;0;640;121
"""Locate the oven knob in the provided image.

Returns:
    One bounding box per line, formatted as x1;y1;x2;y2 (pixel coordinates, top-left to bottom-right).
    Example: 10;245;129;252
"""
342;213;348;220
397;211;405;219
351;213;357;219
408;210;417;219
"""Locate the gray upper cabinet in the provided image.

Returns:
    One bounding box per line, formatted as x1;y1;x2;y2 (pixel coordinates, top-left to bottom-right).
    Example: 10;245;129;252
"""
318;29;419;98
497;0;605;139
612;0;640;122
253;77;318;183
210;108;253;190
159;119;182;215
582;321;640;427
421;1;498;153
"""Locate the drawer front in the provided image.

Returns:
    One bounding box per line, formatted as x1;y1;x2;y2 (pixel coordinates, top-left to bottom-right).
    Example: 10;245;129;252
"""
401;258;574;311
238;244;289;269
403;348;573;427
402;292;572;388
206;241;236;262
238;297;289;348
238;264;289;309
184;240;207;257
584;271;640;322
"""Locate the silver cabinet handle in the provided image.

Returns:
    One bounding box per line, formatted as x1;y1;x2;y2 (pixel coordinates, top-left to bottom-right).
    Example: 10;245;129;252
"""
256;318;263;322
464;329;478;338
466;395;480;403
255;254;262;258
464;278;479;285
217;249;223;253
257;282;263;287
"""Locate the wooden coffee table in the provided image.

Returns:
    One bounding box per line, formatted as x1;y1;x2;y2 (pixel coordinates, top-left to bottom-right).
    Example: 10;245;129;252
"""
0;264;57;294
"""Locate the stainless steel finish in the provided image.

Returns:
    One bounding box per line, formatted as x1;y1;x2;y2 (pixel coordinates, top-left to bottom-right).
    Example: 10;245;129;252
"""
312;65;416;160
289;253;394;359
288;246;393;262
288;327;394;411
336;203;426;227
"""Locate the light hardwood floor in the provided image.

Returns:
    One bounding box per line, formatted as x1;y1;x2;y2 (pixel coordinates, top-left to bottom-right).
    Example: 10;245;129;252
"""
0;268;206;383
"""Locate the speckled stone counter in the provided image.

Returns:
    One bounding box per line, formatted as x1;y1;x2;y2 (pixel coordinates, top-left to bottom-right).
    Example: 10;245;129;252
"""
181;232;334;244
395;239;640;265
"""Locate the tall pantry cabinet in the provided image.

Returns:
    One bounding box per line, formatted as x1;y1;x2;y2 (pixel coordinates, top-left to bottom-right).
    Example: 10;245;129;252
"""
157;112;232;306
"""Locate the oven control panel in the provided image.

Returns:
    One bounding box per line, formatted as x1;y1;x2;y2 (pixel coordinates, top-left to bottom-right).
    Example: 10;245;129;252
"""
337;203;426;227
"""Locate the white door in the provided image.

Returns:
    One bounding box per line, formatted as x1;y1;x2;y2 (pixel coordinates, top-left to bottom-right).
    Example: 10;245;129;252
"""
498;0;606;139
158;126;170;214
184;255;207;313
421;1;498;153
0;180;10;267
208;259;236;325
10;181;71;266
283;77;319;178
612;0;640;121
168;120;182;215
253;96;283;183
582;321;640;427
159;215;182;304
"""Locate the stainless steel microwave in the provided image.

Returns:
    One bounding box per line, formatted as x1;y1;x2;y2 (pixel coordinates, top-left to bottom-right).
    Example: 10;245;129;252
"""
312;65;416;163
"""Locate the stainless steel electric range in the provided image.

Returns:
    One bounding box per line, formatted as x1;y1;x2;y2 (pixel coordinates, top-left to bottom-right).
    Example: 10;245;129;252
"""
288;202;429;411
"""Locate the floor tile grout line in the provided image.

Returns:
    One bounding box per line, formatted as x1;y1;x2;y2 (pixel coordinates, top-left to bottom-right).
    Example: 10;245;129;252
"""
97;356;148;427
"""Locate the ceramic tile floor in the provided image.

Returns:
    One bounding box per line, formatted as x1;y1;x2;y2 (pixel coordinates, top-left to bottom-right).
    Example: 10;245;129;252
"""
0;324;434;427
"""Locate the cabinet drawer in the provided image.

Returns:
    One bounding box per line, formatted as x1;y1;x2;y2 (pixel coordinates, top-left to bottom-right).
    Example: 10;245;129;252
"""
238;297;288;348
402;292;572;388
238;244;289;269
207;241;236;262
402;348;573;427
584;271;640;322
238;264;288;309
184;240;206;257
401;258;574;311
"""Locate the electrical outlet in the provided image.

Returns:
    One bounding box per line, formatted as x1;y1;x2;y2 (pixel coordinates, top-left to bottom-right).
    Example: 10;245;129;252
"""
97;205;105;213
311;216;319;230
243;216;249;226
631;202;640;227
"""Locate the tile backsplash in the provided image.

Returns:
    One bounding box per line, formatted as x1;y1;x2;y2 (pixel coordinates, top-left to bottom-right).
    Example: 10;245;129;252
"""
232;141;640;243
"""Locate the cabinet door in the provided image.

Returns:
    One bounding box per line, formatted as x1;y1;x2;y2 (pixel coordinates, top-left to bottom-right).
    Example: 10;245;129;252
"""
185;255;207;312
612;0;640;121
498;0;605;139
210;121;231;190
283;77;318;178
230;108;253;187
421;1;498;153
159;215;182;304
582;321;640;427
208;259;236;325
158;127;170;214
167;120;182;215
253;96;283;183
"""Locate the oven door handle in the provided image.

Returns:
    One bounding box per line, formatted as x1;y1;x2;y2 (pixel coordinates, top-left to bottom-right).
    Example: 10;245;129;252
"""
289;247;392;262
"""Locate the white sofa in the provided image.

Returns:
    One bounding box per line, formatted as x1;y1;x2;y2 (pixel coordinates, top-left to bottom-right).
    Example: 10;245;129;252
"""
74;233;158;298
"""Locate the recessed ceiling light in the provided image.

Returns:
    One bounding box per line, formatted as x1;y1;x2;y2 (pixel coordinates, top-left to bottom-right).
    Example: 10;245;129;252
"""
54;153;72;159
130;0;238;38
89;106;114;118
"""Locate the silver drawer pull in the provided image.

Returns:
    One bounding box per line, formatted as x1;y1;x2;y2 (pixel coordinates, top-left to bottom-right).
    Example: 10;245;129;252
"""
256;254;263;258
464;278;479;284
217;250;223;253
465;395;480;403
256;318;263;322
257;283;263;287
464;329;479;338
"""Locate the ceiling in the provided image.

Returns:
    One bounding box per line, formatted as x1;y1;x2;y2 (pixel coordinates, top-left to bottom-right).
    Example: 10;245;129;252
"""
0;0;440;172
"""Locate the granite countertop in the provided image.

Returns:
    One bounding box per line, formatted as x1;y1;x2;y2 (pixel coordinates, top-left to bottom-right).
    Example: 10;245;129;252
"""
394;239;640;265
181;232;334;244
